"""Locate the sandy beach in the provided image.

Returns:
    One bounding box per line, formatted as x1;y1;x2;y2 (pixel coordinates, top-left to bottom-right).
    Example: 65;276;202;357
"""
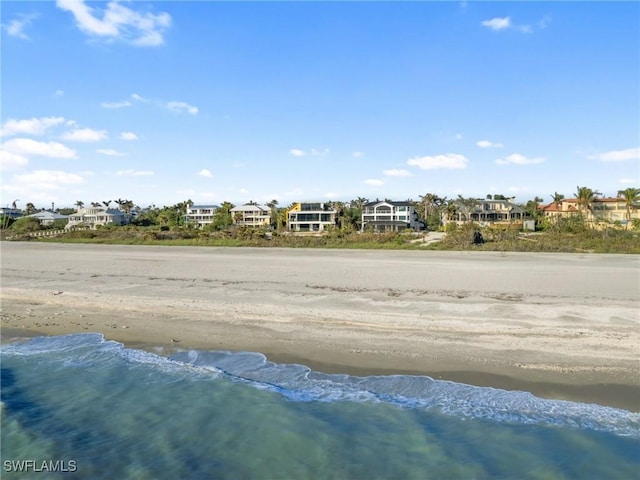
1;242;638;410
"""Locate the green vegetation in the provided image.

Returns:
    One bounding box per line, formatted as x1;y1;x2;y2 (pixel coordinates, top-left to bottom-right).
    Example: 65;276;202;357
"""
4;221;634;254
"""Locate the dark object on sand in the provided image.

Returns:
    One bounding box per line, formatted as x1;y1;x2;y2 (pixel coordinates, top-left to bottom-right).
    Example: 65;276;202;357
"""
473;231;484;244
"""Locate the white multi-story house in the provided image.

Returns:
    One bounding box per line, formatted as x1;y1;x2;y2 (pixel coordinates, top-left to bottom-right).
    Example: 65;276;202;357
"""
185;205;219;228
230;204;272;227
65;207;129;229
361;200;422;232
287;202;337;232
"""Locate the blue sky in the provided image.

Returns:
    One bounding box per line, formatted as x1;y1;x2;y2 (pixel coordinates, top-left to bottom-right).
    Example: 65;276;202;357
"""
1;1;638;209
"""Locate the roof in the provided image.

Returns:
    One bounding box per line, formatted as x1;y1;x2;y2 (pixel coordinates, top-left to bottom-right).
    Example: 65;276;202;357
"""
27;211;69;220
189;205;219;209
363;200;414;207
230;204;270;212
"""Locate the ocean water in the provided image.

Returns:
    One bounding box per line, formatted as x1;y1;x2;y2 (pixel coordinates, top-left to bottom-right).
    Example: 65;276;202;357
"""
1;334;638;480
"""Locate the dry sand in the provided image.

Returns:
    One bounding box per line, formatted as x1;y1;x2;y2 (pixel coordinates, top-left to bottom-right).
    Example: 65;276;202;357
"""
1;242;639;410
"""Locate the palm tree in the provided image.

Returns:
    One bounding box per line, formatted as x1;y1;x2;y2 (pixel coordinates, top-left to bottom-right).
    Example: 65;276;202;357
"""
266;199;279;229
24;202;37;215
617;187;640;228
103;200;112;208
455;195;477;223
74;200;84;211
575;186;600;224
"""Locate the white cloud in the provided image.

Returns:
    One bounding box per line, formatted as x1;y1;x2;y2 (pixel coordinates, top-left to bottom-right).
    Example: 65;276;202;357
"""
476;140;504;148
197;169;213;178
352;151;364;158
495;153;546;165
587;147;640;162
12;170;84;191
55;90;64;97
311;148;329;156
364;179;384;186
116;169;154;177
101;100;132;109
97;148;126;157
289;149;306;157
324;192;339;198
131;93;148;102
239;188;249;194
166;101;198;115
62;128;108;142
619;178;638;185
56;0;171;47
383;169;413;177
4;13;38;40
1;117;66;137
481;17;511;31
407;153;468;170
455;133;463;140
2;138;77;158
0;150;29;170
538;15;551;29
120;131;138;141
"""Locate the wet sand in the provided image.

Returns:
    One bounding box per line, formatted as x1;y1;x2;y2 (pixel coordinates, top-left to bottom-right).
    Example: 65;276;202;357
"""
1;242;639;410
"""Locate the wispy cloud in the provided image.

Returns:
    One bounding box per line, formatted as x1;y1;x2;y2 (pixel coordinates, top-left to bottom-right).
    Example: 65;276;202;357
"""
62;128;108;142
13;170;84;191
97;148;126;157
3;13;39;40
1;117;66;137
197;169;213;178
0;150;29;170
289;148;328;157
166;101;198;115
477;140;504;149
383;169;413;177
364;179;384;186
352;151;365;158
587;147;639;162
116;169;154;177
619;178;638;185
481;17;511;31
56;0;171;47
289;149;306;157
101;100;132;109
407;153;468;170
120;131;138;141
129;93;198;115
2;138;77;158
495;153;545;165
482;16;544;33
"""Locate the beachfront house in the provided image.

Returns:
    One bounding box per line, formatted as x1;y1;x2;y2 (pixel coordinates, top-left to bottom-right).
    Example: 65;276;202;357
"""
26;210;69;226
66;206;129;229
445;198;530;227
540;197;640;226
185;205;219;228
287;202;337;232
361;200;423;232
230;204;272;227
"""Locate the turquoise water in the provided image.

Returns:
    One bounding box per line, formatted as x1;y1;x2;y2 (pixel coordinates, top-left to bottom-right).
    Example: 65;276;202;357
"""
1;334;638;479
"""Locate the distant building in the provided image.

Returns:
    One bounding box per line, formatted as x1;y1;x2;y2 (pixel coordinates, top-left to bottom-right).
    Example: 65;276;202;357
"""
26;211;69;226
185;205;219;228
66;207;129;229
287;202;337;232
230;204;272;227
445;199;529;226
540;197;640;225
361;200;422;232
0;207;23;220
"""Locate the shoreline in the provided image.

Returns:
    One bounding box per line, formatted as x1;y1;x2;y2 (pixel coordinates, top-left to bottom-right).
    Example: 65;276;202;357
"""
2;325;638;412
1;243;638;411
